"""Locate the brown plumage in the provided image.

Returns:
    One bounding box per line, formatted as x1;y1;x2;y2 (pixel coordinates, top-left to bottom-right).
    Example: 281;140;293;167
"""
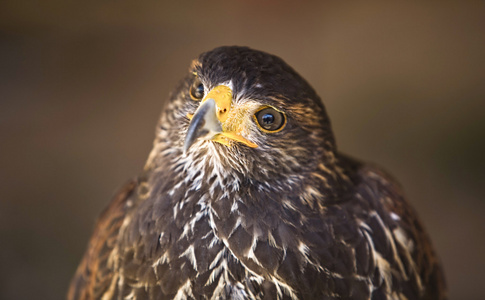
68;46;446;300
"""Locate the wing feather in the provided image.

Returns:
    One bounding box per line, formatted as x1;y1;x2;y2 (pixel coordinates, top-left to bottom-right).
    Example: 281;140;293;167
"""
67;180;137;300
357;163;447;300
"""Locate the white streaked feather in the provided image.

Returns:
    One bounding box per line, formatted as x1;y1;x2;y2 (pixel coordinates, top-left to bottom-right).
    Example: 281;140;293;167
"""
174;279;194;300
179;244;198;271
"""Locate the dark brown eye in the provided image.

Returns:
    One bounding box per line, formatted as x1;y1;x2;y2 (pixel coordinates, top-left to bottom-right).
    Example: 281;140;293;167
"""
189;78;204;101
254;107;286;132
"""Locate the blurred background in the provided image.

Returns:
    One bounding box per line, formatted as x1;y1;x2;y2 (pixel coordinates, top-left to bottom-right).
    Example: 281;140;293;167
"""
1;1;484;299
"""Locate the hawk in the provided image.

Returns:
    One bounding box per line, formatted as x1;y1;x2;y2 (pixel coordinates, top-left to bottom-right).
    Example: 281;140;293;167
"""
68;46;446;300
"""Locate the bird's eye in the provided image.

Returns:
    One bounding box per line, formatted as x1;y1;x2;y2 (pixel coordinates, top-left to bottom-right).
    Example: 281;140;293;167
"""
254;107;286;132
189;78;204;101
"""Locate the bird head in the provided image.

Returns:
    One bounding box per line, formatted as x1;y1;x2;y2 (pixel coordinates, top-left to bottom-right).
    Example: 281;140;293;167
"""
149;46;337;185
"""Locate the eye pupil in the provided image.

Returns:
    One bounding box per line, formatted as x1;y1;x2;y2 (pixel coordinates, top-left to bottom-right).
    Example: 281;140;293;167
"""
255;107;286;132
190;78;204;100
194;84;203;97
262;113;274;125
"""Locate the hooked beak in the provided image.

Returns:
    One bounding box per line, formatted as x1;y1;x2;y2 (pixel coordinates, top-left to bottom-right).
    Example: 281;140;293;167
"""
183;85;258;153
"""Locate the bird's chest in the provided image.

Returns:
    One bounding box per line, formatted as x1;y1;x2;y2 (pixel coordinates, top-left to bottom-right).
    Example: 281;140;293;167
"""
138;186;259;298
123;170;366;300
154;188;311;299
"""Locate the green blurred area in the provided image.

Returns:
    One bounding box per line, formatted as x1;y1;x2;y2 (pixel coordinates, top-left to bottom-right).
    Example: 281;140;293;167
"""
1;1;484;299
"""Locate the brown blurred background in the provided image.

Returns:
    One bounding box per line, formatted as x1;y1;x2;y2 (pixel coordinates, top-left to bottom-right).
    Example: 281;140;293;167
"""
1;1;484;299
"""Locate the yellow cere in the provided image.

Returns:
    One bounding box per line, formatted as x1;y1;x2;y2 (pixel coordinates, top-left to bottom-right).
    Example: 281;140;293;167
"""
202;85;232;123
196;85;259;148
